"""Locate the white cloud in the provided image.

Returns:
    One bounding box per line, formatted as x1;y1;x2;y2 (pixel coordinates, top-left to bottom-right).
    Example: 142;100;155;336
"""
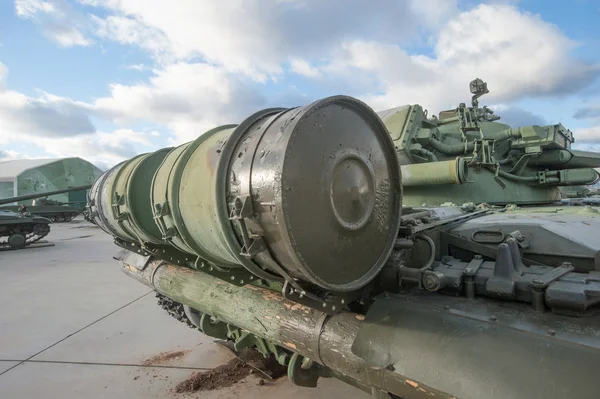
408;0;459;29
311;4;599;115
84;0;438;80
290;59;320;78
15;0;56;18
47;25;91;47
90;62;267;143
15;0;92;47
6;1;600;167
36;128;155;170
90;14;170;58
0;149;23;161
573;127;600;143
124;63;146;71
0;88;95;140
0;61;151;169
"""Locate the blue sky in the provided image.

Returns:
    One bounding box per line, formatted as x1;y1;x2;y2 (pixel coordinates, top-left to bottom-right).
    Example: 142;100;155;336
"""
1;0;600;169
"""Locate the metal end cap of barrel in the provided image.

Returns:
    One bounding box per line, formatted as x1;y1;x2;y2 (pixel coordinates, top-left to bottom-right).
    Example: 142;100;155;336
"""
279;95;402;291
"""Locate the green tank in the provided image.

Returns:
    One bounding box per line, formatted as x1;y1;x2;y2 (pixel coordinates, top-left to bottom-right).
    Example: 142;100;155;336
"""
0;210;51;250
0;184;92;222
89;93;600;399
0;185;92;249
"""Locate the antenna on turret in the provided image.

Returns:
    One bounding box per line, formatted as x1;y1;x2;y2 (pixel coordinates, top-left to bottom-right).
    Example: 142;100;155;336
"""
469;78;489;108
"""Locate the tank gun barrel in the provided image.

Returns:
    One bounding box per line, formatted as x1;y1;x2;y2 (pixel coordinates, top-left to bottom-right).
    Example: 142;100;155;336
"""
0;184;93;206
560;150;600;169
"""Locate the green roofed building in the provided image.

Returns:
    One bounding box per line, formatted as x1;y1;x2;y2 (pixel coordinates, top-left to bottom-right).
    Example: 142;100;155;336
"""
0;157;103;205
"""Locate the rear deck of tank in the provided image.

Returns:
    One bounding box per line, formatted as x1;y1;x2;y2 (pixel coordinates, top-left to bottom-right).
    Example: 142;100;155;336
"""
0;218;368;399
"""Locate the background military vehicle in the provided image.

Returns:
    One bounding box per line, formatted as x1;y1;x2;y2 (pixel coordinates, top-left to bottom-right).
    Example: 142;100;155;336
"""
87;88;600;399
0;210;51;250
0;185;91;222
0;185;92;249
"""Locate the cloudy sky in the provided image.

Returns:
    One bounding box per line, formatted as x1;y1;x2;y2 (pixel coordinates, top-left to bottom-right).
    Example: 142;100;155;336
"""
1;0;600;170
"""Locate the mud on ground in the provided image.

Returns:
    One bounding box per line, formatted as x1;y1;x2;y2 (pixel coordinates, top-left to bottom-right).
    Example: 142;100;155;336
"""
174;349;287;394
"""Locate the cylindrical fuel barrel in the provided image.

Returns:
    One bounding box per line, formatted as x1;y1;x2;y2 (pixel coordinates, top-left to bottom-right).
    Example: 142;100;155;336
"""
91;95;403;292
88;148;172;244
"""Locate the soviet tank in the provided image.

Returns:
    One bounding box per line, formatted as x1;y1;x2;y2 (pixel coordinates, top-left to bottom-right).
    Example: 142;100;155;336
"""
88;93;600;399
0;186;91;222
0;185;92;250
0;210;51;250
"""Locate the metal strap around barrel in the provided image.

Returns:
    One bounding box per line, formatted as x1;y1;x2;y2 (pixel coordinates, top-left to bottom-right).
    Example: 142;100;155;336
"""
229;108;311;291
310;312;328;365
154;146;188;245
93;170;117;235
225;109;288;282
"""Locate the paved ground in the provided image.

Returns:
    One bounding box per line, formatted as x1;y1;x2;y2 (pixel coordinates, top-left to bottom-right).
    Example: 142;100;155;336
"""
0;218;369;398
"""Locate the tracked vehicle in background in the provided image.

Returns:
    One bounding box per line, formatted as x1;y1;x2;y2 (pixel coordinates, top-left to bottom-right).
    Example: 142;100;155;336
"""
88;84;600;399
0;185;92;250
0;188;90;222
0;210;51;250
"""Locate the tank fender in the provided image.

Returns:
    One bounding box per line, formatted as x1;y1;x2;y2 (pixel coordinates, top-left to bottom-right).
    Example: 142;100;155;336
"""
351;292;600;399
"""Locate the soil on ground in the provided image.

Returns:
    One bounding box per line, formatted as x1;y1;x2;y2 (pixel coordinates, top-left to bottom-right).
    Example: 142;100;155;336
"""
142;349;191;366
174;349;287;393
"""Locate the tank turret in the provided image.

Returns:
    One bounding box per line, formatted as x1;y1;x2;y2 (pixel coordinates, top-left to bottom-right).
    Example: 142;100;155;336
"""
378;78;600;206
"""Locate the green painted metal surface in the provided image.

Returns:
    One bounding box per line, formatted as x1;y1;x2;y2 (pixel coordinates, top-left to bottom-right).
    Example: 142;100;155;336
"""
115;148;172;245
151;125;239;267
376;79;600;206
95;162;128;240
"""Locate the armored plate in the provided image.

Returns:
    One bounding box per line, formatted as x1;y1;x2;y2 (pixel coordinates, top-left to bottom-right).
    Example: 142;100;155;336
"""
447;208;600;271
352;291;600;399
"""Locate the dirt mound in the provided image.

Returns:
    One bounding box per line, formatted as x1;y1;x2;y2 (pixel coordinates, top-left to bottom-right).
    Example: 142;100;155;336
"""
174;351;287;393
